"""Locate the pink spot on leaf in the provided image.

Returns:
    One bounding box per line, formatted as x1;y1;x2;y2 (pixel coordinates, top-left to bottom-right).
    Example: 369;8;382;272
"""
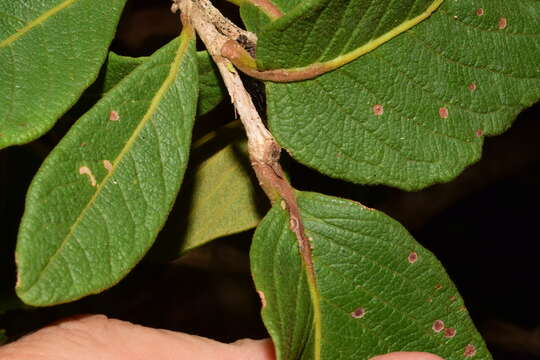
468;83;477;91
408;252;418;264
351;307;365;319
476;8;484;16
432;320;444;333
444;327;456;338
475;129;483;137
109;110;120;121
498;17;507;29
464;344;476;357
438;107;449;119
373;104;384;116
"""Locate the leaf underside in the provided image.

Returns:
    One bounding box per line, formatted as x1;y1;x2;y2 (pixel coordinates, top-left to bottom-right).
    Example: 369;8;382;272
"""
0;0;127;149
243;0;540;190
251;192;491;360
149;123;265;259
15;32;198;306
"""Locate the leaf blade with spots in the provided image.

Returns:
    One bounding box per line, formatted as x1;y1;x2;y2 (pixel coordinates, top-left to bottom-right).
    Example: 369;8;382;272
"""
15;31;198;306
243;0;540;190
251;192;491;360
0;0;127;149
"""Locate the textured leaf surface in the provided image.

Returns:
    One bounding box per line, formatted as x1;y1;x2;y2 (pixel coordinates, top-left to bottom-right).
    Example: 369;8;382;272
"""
255;0;442;70
0;0;127;149
245;0;540;190
252;192;491;360
15;33;198;306
152;123;265;258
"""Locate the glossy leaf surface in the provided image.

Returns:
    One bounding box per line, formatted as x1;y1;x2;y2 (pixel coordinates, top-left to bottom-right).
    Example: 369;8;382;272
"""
0;0;127;149
16;33;198;306
252;192;491;360
243;0;540;190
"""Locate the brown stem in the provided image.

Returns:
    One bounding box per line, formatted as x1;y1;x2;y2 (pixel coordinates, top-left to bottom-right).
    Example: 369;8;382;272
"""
174;0;315;271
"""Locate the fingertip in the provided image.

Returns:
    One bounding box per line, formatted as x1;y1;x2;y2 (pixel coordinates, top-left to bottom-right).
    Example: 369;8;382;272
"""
230;338;275;360
369;352;444;360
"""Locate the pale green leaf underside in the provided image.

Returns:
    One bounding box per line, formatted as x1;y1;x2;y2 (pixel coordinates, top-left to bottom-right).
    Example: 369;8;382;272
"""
150;123;264;258
0;0;127;149
259;0;540;190
15;33;198;306
252;192;491;360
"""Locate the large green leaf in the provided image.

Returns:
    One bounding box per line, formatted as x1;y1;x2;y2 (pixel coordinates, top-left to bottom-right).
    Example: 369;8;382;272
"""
252;192;490;360
0;0;127;149
15;32;198;306
244;0;540;190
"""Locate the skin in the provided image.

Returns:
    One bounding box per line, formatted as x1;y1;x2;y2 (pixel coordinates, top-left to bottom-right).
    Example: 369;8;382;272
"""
0;315;444;360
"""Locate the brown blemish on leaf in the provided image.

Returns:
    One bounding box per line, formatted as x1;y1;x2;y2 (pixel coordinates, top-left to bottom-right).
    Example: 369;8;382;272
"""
372;104;384;116
109;110;120;121
432;320;444;333
280;200;287;210
444;327;456;338
79;166;96;187
103;160;113;173
80;142;87;147
407;251;418;264
438;107;449;119
449;296;457;302
468;83;477;91
351;307;365;319
475;129;483;137
464;344;476;357
427;298;433;303
498;17;507;29
435;284;443;290
476;8;484;16
257;290;267;308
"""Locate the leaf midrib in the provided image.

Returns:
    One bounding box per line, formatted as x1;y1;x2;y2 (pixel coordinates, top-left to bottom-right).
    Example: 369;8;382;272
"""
0;0;78;48
20;31;193;295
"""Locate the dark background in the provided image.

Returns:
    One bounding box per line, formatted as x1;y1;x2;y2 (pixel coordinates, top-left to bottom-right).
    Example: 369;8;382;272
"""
1;1;539;358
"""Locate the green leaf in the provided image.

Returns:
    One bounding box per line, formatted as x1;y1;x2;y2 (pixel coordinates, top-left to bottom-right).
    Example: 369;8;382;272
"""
247;0;540;190
251;192;491;360
196;51;226;116
149;122;265;259
255;0;442;71
0;0;127;149
15;32;198;306
96;51;224;117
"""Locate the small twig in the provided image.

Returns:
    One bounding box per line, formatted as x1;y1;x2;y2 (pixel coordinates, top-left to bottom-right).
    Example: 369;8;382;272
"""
174;0;315;269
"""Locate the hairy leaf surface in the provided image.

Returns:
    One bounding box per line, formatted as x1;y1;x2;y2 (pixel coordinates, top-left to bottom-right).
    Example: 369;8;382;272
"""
244;0;540;190
0;0;127;149
16;32;198;306
252;192;491;359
